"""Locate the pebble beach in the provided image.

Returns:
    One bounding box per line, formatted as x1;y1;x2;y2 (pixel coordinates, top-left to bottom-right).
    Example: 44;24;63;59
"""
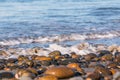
0;43;120;80
0;0;120;80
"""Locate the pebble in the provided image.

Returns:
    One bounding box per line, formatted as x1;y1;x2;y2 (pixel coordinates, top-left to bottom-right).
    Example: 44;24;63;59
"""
0;44;120;80
69;76;83;80
45;66;74;79
35;75;58;80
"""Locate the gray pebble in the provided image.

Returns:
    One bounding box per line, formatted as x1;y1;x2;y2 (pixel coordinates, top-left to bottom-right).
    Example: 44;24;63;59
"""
19;76;33;80
69;77;83;80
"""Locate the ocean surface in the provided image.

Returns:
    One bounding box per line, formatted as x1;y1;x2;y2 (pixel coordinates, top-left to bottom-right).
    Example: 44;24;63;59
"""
0;0;120;48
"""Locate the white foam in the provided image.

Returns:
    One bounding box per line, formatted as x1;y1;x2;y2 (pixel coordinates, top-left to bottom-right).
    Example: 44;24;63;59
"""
5;43;93;57
0;31;120;46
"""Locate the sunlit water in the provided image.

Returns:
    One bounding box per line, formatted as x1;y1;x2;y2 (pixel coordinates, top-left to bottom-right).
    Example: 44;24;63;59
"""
0;0;120;48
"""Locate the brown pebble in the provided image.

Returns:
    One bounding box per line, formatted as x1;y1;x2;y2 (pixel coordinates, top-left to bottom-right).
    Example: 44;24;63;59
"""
67;63;80;69
49;50;61;58
35;56;52;61
45;66;74;79
67;63;85;74
15;69;36;79
0;50;8;56
36;75;58;80
86;71;101;80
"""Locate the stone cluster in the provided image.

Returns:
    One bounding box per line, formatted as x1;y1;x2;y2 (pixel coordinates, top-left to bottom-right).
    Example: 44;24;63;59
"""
0;45;120;80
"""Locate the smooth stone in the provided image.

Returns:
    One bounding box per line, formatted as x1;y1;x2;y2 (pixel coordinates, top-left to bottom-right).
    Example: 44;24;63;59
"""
36;75;58;80
40;60;51;66
69;77;83;80
45;66;74;79
49;51;61;58
15;69;36;79
67;63;80;69
67;63;84;74
113;72;120;80
58;58;78;65
0;71;14;79
0;50;8;56
19;76;33;80
35;56;52;61
84;53;96;61
101;54;113;61
86;71;101;80
98;50;111;57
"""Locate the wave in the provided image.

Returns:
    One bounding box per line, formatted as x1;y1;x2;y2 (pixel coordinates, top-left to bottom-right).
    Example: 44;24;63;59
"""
0;30;120;46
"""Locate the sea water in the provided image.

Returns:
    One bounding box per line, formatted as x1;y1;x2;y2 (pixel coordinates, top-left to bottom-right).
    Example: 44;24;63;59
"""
0;0;120;48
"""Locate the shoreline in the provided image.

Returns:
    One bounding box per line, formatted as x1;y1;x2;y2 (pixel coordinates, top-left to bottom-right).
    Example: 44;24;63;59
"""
0;42;120;59
0;42;120;80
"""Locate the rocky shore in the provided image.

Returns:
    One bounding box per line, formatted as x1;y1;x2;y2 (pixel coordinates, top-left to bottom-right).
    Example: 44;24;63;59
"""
0;43;120;80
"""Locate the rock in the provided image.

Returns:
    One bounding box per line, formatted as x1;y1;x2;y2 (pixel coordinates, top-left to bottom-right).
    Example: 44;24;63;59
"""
27;68;38;76
0;59;6;63
113;72;120;80
58;58;78;65
49;50;61;58
67;63;80;69
107;63;117;69
40;60;51;66
45;66;74;79
86;71;101;80
98;50;111;57
19;76;33;80
109;69;118;75
15;69;36;79
104;75;112;80
63;54;70;58
84;53;96;61
36;75;58;80
108;45;118;52
0;50;8;56
67;63;84;74
18;55;29;61
37;67;47;74
25;60;34;67
114;52;120;58
71;53;80;59
69;76;83;80
0;64;5;70
0;71;14;79
7;58;18;63
1;78;17;80
88;62;97;68
95;65;112;76
54;55;65;60
35;56;52;61
101;54;113;61
117;46;120;52
114;56;120;63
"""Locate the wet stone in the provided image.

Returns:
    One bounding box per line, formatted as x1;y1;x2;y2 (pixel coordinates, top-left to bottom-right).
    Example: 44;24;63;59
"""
0;64;5;70
49;50;61;58
0;71;14;79
58;58;78;65
98;50;111;57
7;58;18;63
35;75;58;80
0;50;8;56
69;76;83;80
45;66;74;79
0;46;120;80
84;53;97;61
40;60;51;66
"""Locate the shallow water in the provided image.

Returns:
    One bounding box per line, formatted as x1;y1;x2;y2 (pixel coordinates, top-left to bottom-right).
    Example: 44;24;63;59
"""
0;0;120;48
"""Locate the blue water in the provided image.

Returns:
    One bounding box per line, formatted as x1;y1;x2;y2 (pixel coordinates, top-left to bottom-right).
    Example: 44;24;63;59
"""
0;0;120;47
